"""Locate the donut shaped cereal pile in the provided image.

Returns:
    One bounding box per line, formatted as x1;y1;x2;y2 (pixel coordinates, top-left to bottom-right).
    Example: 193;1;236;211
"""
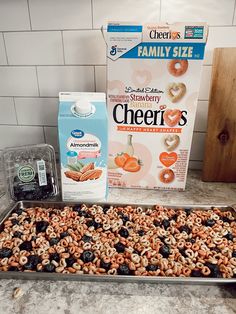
0;205;235;278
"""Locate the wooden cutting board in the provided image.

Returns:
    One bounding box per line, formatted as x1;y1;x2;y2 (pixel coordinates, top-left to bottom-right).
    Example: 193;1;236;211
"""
202;48;236;182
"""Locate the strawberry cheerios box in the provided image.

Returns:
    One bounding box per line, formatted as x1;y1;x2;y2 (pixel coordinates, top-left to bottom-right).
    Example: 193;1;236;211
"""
106;22;208;190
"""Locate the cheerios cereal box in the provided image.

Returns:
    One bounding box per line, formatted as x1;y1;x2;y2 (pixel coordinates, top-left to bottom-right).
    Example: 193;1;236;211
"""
106;22;208;190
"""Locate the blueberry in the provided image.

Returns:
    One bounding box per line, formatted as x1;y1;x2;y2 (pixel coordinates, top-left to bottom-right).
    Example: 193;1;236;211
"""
86;220;96;228
205;219;215;227
121;215;129;224
66;257;76;267
13;231;22;238
114;242;126;253
191;269;202;277
205;262;221;277
222;216;231;223
171;214;178;221
133;249;140;255
190;238;196;244
11;219;19;225
31;236;37;241
162;219;170;229
0;248;12;258
224;232;234;241
179;225;191;234
13;207;23;215
159;245;170;258
179;248;187;257
19;241;32;252
232;251;236;258
154;220;161;227
117;264;130;275
8;266;19;271
36;221;49;233
24;262;35;270
138;230;145;236
44;263;55;272
81;251;95;263
73;205;81;212
60;231;69;239
81;235;92;243
119;228;129;238
75;208;89;217
28;255;41;266
49;237;60;246
184;208;192;216
103;207;110;214
146;264;159;272
100;260;111;271
50;253;60;262
117;211;123;216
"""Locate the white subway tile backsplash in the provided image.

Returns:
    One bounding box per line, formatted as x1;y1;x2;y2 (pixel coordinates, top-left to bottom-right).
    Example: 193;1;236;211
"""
0;67;39;96
0;0;30;31
0;97;17;124
161;0;235;26
37;66;94;97
63;30;106;65
204;27;236;65
95;66;106;92
194;101;209;132
15;97;58;126
44;126;59;152
0;125;44;149
199;66;212;100
29;0;92;30
190;132;206;161
234;7;236;24
5;31;64;65
0;34;7;65
93;0;160;28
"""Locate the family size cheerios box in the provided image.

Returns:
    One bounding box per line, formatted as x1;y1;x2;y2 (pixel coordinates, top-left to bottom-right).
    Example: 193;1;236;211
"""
106;22;208;190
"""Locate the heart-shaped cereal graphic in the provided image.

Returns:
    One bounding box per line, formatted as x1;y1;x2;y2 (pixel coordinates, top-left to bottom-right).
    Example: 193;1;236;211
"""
132;70;152;88
159;152;177;167
164;134;180;151
108;80;125;95
163;109;182;127
166;83;186;103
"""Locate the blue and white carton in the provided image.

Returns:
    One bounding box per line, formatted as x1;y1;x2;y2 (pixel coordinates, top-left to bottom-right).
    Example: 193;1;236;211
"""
58;92;108;201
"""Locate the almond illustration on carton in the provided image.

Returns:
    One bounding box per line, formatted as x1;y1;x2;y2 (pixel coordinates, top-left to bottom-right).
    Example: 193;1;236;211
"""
80;162;95;173
65;170;82;181
80;169;102;181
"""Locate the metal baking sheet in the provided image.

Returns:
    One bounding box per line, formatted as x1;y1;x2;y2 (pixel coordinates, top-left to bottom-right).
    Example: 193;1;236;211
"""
0;200;235;285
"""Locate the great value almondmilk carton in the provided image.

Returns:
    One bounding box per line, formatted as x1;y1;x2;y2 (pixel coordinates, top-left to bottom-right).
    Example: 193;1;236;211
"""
58;92;108;201
107;22;208;190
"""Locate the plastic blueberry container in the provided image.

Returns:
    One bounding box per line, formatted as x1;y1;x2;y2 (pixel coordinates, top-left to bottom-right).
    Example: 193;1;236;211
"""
2;144;59;202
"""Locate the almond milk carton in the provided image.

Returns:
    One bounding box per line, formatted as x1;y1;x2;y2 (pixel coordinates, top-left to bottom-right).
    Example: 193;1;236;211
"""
107;22;208;190
58;92;108;201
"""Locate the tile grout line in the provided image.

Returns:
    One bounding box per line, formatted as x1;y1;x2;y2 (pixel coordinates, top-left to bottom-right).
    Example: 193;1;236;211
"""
91;0;94;29
35;66;41;96
2;33;9;65
12;97;19;125
61;31;66;65
27;0;33;30
232;0;236;24
159;0;162;22
0;25;235;34
0;64;106;67
42;126;47;144
93;66;96;91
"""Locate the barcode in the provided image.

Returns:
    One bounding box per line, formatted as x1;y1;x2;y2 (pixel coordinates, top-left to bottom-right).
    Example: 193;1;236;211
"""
37;160;47;186
38;164;45;171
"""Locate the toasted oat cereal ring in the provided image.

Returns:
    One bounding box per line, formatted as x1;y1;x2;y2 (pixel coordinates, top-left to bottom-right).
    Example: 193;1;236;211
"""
202;266;211;276
19;256;28;266
159;169;175;184
168;59;188;77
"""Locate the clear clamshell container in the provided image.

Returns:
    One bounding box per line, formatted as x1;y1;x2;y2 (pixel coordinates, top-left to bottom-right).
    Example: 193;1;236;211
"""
2;144;59;201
